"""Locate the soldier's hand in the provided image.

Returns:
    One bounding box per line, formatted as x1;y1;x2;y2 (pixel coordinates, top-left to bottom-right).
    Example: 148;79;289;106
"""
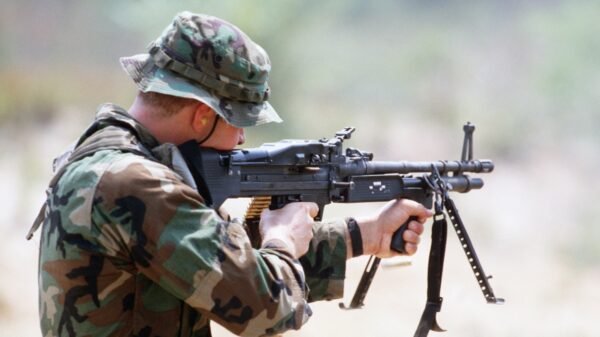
355;199;432;258
259;202;319;259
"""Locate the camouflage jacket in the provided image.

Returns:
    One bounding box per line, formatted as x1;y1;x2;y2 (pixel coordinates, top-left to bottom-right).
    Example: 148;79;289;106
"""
37;104;348;337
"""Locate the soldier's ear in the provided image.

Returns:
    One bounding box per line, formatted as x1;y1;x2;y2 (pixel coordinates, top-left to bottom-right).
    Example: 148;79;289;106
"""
191;103;215;133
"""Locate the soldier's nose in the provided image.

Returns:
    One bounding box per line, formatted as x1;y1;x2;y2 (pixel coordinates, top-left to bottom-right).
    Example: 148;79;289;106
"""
238;129;245;145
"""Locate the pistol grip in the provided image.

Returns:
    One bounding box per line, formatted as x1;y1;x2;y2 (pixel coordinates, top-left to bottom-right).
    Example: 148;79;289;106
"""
269;196;325;221
390;216;418;253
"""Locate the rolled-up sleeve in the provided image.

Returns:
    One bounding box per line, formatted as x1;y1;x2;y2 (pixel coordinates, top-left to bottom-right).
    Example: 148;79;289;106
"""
300;219;348;302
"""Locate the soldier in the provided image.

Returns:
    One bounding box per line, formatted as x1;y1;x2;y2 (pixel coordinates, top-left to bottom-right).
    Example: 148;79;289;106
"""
31;12;432;337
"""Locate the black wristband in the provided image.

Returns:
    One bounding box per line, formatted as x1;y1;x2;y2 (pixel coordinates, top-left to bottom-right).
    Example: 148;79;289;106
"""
346;217;363;257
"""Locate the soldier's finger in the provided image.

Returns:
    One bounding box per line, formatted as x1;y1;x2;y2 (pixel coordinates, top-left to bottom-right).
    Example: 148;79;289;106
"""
404;242;418;256
403;228;421;245
303;202;319;218
397;199;433;222
408;220;424;235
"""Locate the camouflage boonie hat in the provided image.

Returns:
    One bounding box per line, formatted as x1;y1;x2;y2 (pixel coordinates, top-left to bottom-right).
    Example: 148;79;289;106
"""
120;11;282;128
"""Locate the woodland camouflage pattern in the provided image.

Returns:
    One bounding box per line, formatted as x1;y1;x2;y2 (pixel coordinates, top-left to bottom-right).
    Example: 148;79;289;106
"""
119;11;282;128
38;104;348;337
151;11;272;102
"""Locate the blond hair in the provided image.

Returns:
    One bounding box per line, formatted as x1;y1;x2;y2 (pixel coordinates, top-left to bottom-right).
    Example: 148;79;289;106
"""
137;91;198;117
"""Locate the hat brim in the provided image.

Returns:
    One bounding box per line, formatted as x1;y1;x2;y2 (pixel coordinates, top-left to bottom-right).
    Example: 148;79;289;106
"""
119;54;282;128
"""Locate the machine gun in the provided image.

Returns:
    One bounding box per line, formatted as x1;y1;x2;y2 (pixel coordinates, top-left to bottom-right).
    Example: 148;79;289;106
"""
178;123;503;336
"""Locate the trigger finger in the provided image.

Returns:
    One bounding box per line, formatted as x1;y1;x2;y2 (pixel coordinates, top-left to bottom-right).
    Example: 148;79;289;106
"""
304;202;319;218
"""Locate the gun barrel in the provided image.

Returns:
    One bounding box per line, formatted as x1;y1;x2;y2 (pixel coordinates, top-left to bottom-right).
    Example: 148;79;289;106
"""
402;175;483;192
364;159;494;175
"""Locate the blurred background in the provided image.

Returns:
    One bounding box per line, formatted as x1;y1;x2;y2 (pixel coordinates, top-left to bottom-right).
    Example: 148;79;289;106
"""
1;1;599;336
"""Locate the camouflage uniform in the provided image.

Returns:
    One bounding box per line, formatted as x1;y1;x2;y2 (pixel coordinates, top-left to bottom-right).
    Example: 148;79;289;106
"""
32;12;349;337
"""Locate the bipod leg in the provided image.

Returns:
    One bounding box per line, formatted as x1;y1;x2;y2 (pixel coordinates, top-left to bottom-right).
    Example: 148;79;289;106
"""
444;197;505;305
339;256;381;310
